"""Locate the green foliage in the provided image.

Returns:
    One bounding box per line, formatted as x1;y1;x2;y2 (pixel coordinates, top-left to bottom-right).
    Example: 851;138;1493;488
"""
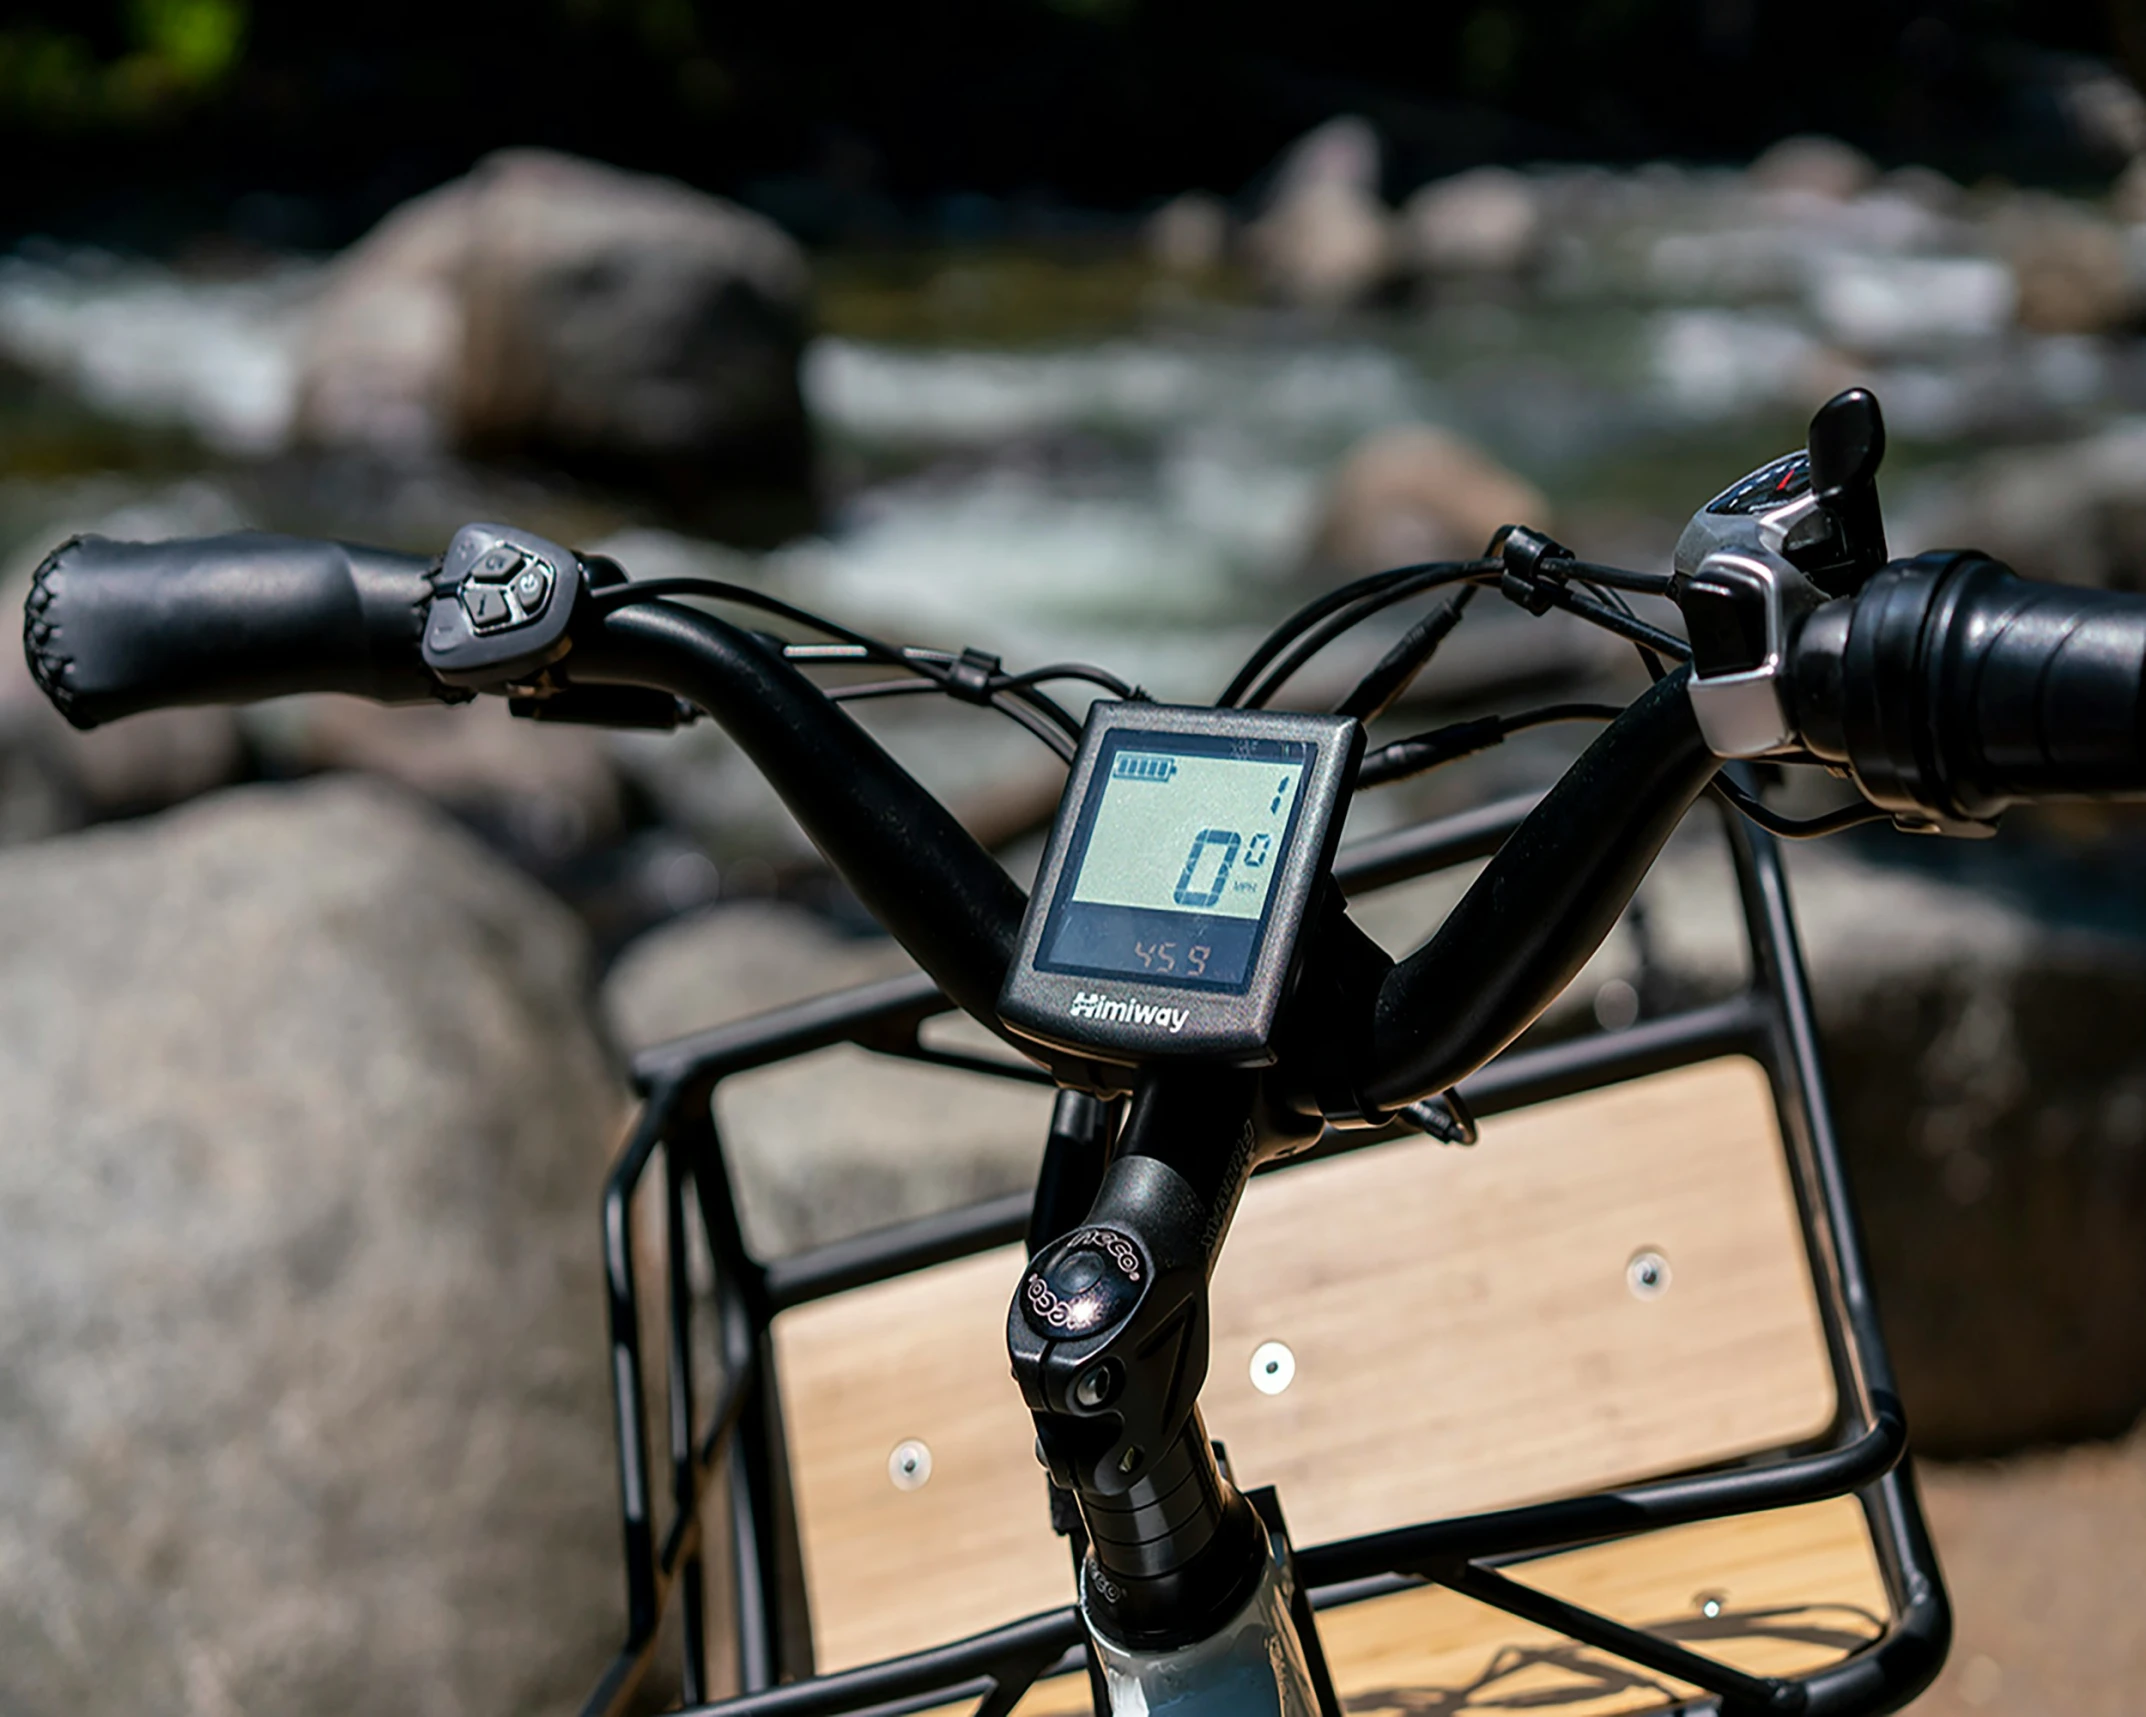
0;0;244;126
129;0;246;86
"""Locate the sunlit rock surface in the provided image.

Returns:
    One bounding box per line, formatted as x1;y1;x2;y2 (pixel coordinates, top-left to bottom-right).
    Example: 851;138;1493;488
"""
293;149;814;486
0;778;629;1713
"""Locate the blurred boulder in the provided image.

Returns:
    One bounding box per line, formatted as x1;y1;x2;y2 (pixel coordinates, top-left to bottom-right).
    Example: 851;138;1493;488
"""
1145;191;1230;275
1880;163;1968;216
1244;117;1394;310
2049;59;2146;165
604;900;1053;1255
1890;422;2146;590
1638;837;2146;1454
2113;152;2146;224
242;694;626;870
295;149;813;487
1989;191;2140;334
1307;423;1548;574
288;177;468;453
1399;167;1544;279
1747;135;1879;202
0;778;629;1713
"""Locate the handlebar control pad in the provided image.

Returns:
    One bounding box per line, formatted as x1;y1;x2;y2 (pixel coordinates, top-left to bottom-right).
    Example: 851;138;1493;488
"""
421;523;582;689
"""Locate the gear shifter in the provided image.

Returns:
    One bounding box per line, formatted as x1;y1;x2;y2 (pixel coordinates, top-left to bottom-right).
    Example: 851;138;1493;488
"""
1669;388;1893;758
1800;386;1888;594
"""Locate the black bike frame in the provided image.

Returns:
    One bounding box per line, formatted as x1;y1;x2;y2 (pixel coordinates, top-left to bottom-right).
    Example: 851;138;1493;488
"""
578;791;1948;1717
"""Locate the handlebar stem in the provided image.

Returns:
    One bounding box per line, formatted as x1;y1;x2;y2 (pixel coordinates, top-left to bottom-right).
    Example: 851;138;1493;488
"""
1009;1068;1311;1649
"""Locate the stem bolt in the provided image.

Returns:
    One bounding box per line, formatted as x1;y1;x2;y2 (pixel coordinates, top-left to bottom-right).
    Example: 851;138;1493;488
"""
1073;1363;1118;1409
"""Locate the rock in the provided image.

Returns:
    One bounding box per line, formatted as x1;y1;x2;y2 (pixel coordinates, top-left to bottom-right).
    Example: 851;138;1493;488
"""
1747;135;1879;202
603;901;1055;1256
1632;835;2146;1454
1145;192;1230;275
1888;422;2146;591
1399;167;1544;279
1265;115;1382;205
0;778;630;1713
2050;60;2146;165
290;176;469;453
1306;423;1547;574
1989;191;2140;334
294;149;814;486
2112;153;2146;224
241;694;626;869
1881;163;1968;216
1244;117;1394;309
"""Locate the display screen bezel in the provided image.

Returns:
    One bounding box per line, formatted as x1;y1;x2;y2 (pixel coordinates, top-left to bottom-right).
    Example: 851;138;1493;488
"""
1033;727;1316;995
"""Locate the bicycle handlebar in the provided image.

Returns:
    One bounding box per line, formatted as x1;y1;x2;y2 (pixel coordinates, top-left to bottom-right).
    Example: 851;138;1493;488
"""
576;599;1035;1049
1356;667;1718;1114
23;527;2146;1117
26;532;455;729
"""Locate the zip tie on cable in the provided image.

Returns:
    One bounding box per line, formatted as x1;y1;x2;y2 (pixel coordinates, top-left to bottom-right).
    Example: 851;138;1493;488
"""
946;647;1002;705
1495;524;1574;616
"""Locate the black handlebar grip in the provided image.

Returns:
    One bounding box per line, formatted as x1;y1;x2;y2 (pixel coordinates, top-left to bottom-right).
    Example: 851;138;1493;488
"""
24;532;453;730
1792;550;2146;828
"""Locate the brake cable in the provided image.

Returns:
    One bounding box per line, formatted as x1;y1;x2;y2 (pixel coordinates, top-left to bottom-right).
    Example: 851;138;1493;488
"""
1708;778;1887;838
588;575;1119;759
1239;565;1489;709
1358;702;1624;786
1218;557;1500;708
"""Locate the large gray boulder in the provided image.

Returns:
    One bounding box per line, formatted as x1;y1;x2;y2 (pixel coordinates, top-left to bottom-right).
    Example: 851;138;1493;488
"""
294;149;813;488
1891;421;2146;591
0;778;630;1714
1988;190;2141;335
604;902;1054;1257
1635;836;2146;1454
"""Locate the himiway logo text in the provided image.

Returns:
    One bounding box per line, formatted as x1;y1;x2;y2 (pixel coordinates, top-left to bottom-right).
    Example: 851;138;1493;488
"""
1068;991;1190;1033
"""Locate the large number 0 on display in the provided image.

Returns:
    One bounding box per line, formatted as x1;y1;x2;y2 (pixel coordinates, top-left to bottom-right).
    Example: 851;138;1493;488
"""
1173;828;1243;910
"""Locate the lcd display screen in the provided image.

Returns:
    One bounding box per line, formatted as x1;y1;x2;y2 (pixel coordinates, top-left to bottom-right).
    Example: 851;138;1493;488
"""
1037;731;1313;992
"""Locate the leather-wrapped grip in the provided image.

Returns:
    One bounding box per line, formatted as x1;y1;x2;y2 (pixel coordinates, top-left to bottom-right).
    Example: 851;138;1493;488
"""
24;532;453;730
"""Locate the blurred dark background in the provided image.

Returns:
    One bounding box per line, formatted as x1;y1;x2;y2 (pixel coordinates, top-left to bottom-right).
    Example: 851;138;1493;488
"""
6;0;2145;249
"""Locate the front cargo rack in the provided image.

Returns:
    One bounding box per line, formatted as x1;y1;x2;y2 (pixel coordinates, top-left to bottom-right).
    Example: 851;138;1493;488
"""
581;792;1948;1717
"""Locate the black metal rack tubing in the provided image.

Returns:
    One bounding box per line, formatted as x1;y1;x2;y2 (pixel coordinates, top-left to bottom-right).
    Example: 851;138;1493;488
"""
1441;1561;1798;1713
581;791;1949;1717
